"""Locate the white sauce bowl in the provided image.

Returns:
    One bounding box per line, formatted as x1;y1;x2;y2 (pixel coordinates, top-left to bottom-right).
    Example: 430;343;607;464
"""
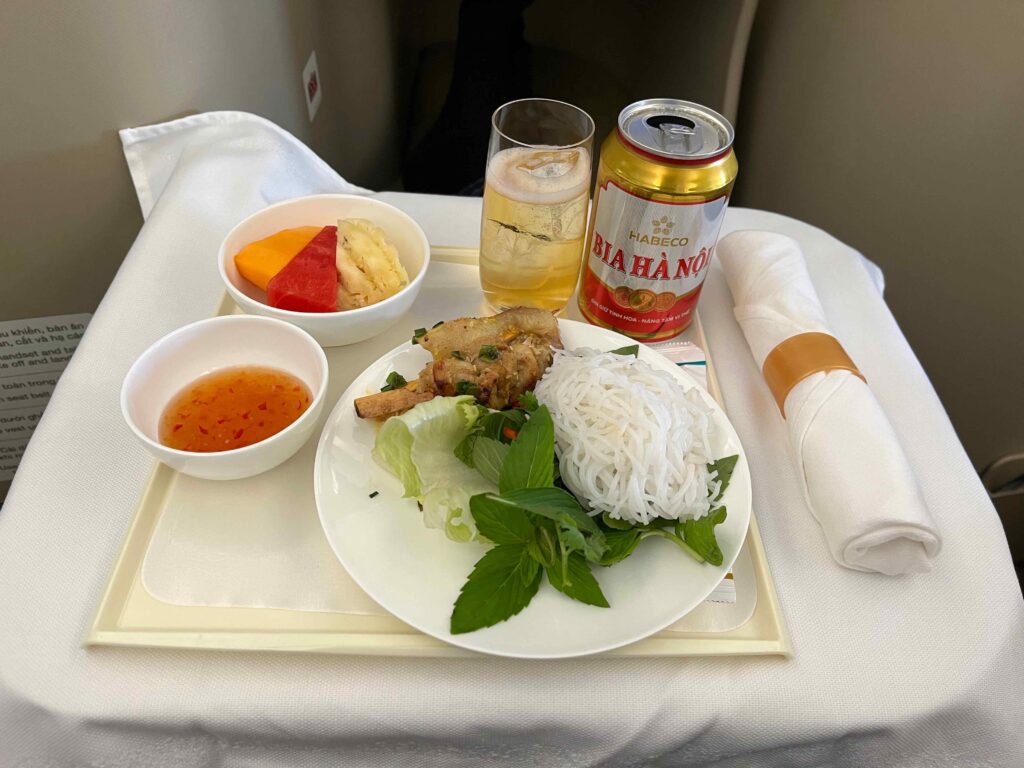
121;315;328;480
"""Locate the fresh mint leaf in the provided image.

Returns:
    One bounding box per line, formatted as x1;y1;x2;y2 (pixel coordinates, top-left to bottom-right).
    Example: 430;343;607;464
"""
609;344;639;357
709;454;739;501
454;432;477;467
471;437;509;485
527;521;558;568
556;522;587;556
681;507;728;566
499;405;554;492
450;544;541;634
480;410;526;443
546;553;609;607
379;371;408;392
469;494;533;544
600;512;634;531
598;529;643;566
645;527;705;563
454;409;525;468
499;487;599;534
500;487;607;562
519;556;540;588
598;511;673;532
474;488;608;562
598;526;707;566
577;532;606;561
597;511;673;533
517;391;540;413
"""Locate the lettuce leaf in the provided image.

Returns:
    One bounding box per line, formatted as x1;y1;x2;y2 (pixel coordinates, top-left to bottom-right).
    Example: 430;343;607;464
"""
373;396;496;541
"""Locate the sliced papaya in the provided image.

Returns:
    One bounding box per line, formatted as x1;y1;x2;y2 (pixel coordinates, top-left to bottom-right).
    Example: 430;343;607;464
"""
267;226;338;313
234;226;321;291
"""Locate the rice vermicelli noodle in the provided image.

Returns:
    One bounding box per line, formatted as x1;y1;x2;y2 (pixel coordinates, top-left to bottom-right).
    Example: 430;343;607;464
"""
534;348;721;524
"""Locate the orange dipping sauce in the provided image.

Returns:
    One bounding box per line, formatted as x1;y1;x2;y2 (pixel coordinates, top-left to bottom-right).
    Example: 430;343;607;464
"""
159;366;312;452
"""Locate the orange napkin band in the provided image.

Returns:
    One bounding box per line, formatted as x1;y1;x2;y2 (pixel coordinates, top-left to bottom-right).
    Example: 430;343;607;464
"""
762;332;865;417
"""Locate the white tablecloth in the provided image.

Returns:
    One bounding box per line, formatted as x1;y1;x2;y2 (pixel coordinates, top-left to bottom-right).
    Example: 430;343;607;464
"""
2;112;1022;767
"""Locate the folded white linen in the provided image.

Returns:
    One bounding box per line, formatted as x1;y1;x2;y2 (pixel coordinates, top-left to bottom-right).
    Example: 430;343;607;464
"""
717;230;941;575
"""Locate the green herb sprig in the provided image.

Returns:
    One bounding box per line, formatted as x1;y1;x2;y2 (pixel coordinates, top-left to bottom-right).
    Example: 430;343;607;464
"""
609;344;640;357
449;398;738;634
451;404;612;634
379;371;408;392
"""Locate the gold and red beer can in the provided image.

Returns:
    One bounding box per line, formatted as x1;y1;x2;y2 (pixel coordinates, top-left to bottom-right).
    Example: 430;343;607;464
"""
578;99;738;340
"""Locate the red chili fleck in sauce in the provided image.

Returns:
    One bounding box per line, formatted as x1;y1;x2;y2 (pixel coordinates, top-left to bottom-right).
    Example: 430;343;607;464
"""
159;366;312;452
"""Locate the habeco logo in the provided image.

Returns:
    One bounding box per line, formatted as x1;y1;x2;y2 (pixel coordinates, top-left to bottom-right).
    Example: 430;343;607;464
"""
625;216;690;248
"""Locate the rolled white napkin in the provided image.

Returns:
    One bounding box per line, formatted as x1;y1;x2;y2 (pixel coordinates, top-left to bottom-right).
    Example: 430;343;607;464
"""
717;231;941;575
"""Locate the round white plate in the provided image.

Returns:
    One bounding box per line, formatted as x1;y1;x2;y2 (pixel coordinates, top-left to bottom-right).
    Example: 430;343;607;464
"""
314;320;751;658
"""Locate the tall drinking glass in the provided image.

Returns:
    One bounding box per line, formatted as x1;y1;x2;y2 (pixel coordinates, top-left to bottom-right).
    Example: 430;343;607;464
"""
479;99;595;313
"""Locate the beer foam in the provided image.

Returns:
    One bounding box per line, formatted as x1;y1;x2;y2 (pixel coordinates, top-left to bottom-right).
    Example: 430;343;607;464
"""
486;146;591;204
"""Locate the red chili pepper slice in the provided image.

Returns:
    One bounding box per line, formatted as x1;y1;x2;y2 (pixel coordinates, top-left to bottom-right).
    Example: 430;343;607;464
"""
502;426;518;441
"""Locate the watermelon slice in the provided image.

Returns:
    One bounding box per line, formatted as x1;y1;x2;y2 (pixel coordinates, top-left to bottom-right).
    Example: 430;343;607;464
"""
267;225;338;312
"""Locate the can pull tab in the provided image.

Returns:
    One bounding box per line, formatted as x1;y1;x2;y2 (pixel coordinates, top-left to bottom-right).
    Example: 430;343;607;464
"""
646;115;703;154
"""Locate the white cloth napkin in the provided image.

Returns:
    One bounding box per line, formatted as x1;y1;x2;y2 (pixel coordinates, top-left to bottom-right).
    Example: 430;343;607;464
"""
717;230;941;575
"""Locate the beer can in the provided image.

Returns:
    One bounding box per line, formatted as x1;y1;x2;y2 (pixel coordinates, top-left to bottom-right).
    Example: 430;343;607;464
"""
578;98;738;340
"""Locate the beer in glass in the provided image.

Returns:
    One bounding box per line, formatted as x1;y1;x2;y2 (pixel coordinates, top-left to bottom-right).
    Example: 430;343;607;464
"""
480;99;595;312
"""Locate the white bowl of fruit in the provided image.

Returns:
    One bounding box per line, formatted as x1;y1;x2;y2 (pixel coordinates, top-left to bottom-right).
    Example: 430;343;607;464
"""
218;194;430;347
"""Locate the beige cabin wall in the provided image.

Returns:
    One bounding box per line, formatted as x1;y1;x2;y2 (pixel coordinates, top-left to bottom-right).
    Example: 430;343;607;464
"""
734;0;1024;471
0;0;400;321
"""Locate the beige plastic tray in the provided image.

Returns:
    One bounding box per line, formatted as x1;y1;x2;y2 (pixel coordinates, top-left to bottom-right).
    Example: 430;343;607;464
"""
87;247;790;657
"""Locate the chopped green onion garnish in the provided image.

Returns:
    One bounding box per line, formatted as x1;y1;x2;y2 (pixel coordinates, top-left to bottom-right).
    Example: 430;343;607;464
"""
411;328;427;344
368;491;379;499
478;344;499;361
455;380;479;396
432;320;444;328
609;344;639;357
517;391;540;412
451;350;465;360
380;371;408;392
